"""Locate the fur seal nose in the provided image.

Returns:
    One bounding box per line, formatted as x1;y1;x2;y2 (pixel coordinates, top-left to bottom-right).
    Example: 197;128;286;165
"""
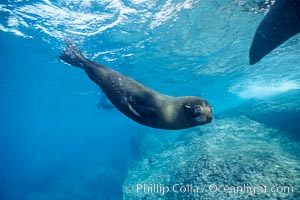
195;106;202;113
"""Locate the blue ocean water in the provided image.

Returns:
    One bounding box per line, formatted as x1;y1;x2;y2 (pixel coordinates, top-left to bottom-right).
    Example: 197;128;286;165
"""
0;0;299;199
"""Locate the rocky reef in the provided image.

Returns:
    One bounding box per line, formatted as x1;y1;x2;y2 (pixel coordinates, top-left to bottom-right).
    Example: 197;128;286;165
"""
219;89;300;139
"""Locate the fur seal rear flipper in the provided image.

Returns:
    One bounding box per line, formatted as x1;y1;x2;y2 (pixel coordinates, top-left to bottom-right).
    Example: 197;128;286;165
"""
249;0;300;65
59;41;213;130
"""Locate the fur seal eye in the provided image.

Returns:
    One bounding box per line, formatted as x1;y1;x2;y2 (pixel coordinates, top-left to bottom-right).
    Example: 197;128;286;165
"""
184;105;192;109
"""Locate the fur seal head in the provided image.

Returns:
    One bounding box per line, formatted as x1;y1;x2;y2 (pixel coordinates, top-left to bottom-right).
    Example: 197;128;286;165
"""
176;96;213;129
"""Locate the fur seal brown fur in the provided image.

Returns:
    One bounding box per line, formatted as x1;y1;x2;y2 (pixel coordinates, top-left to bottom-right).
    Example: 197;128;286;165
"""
59;41;213;130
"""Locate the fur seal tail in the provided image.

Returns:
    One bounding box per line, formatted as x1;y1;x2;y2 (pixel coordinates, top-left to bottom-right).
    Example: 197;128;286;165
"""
59;40;88;68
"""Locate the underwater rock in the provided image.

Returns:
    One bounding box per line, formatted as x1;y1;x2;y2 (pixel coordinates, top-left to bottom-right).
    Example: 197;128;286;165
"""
219;89;300;139
129;130;182;160
123;116;300;199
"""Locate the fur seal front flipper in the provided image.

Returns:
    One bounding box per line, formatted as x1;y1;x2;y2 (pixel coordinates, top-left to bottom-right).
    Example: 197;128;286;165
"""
249;0;300;65
59;41;213;130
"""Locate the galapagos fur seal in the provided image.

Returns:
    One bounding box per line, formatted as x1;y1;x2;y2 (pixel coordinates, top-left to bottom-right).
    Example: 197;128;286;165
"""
59;41;213;130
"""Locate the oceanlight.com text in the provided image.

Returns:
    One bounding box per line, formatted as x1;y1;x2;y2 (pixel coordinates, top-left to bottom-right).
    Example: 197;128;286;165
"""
124;183;294;196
